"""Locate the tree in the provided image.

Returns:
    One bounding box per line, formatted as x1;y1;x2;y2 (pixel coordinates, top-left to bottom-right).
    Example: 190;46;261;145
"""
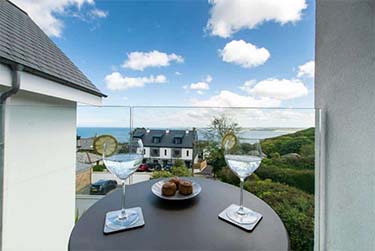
204;114;241;142
203;114;241;177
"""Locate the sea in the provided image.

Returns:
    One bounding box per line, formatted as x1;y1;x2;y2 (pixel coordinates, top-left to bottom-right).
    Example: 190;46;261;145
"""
77;127;303;143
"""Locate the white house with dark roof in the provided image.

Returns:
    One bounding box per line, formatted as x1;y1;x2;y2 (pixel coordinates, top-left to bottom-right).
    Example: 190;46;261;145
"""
133;128;197;167
0;1;105;250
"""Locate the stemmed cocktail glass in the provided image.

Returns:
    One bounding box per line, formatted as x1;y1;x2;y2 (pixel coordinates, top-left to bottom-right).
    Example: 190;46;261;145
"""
94;135;144;232
222;134;263;225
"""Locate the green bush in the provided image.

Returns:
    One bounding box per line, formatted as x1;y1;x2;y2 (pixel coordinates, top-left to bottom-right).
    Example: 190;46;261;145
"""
151;170;174;179
261;128;315;157
261;155;314;170
218;167;259;186
93;164;106;172
151;166;192;179
171;166;192;177
174;159;186;168
244;179;314;251
256;165;314;194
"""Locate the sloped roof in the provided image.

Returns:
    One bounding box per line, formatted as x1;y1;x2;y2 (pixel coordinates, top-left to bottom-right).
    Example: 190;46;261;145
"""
77;137;95;151
133;128;197;148
0;0;105;97
76;152;102;164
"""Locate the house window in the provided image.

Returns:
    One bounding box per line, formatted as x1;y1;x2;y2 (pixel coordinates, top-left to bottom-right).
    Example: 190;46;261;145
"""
151;148;160;157
164;149;167;156
143;149;146;154
172;149;181;158
152;137;161;144
174;137;182;144
186;150;189;157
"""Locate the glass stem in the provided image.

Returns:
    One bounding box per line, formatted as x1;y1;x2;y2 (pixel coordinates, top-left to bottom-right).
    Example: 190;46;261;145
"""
119;180;127;220
238;178;245;215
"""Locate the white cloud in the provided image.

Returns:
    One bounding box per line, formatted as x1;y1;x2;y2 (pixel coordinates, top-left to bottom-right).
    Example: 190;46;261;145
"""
241;78;308;100
89;8;108;18
205;75;213;83
184;75;213;94
297;60;315;78
190;82;210;91
105;72;167;91
207;0;307;38
220;40;270;68
175;71;182;76
12;0;106;37
122;50;184;71
191;90;281;107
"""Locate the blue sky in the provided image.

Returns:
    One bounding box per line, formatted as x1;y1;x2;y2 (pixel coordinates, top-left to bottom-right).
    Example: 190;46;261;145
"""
13;0;315;127
28;0;315;108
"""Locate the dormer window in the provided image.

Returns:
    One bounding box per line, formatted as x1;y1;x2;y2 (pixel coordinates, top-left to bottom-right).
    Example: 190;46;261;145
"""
174;137;182;144
152;137;161;144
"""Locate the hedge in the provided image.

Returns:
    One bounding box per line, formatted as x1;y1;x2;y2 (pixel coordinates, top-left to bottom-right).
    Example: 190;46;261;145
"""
256;165;314;194
151;166;192;179
217;167;259;186
245;179;314;251
92;164;106;172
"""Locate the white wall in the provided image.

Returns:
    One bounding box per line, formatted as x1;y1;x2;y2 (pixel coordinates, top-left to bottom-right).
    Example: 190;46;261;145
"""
181;148;192;160
0;63;102;105
143;147;150;158
316;1;375;250
143;147;192;161
2;90;76;251
160;147;171;159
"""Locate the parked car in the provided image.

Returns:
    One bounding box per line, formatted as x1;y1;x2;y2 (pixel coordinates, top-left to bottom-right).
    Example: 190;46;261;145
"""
137;163;149;172
163;163;173;171
90;180;117;195
147;162;162;171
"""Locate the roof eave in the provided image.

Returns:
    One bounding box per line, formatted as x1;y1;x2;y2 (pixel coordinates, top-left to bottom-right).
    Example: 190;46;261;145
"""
0;57;107;98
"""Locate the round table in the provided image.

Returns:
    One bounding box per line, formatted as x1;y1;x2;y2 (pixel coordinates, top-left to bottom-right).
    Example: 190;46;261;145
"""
69;178;289;250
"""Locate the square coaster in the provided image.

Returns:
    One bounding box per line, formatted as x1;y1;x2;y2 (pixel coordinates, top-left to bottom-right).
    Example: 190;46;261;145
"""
104;207;145;234
218;204;262;231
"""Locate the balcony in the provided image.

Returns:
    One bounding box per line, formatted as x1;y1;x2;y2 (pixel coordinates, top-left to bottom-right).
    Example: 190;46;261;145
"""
71;105;320;250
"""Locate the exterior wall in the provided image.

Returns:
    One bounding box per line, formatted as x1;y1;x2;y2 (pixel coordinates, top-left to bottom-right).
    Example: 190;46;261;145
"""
2;90;76;251
316;1;375;250
160;147;171;159
143;147;150;158
142;146;193;162
0;63;101;105
181;148;192;160
76;168;92;192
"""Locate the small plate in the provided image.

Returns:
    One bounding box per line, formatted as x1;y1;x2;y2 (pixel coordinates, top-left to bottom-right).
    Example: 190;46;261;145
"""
151;179;201;200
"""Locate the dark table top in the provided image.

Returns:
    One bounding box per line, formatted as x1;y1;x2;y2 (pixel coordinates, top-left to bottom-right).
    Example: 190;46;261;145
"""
69;178;289;250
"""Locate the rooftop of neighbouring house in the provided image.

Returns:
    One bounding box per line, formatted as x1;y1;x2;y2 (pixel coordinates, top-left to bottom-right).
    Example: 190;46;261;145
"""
77;137;95;151
133;128;197;148
0;0;105;97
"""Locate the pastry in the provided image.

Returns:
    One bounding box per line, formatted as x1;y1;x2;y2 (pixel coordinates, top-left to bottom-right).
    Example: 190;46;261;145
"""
162;181;177;196
168;177;180;190
179;180;193;195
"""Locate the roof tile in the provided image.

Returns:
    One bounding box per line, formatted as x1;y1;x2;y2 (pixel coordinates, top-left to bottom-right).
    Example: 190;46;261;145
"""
0;0;105;97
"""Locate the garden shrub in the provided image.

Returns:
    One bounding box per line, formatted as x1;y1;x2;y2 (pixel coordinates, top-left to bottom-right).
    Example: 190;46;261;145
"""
170;166;192;177
218;167;259;186
256;165;314;194
151;166;192;179
244;179;314;251
92;164;106;172
151;170;174;179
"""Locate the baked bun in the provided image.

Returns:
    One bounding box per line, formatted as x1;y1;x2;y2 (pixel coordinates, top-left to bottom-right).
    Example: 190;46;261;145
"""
179;180;193;195
168;177;180;190
162;181;177;196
